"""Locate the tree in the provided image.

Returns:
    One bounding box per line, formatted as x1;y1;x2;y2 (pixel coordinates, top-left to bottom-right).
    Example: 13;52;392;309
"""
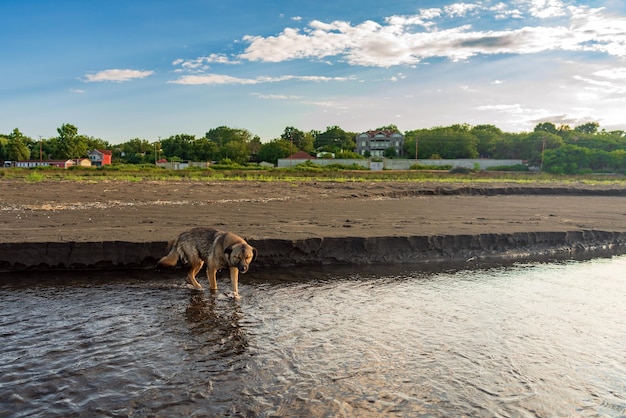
55;123;88;159
384;147;398;158
4;128;31;161
534;122;558;134
518;131;563;166
257;139;292;165
281;126;313;152
543;144;592;174
161;134;196;161
405;126;478;159
193;137;220;162
220;141;250;164
574;122;599;135
376;124;400;132
314;126;355;152
206;126;254;146
471;124;503;158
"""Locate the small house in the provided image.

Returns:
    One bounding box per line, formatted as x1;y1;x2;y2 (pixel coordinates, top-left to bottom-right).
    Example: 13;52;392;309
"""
88;149;112;166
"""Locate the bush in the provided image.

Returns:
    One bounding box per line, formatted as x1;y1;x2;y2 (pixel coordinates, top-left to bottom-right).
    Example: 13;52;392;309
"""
410;164;452;171
448;166;473;174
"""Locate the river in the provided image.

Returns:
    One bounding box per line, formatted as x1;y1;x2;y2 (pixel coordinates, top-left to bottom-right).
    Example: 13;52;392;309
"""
1;256;625;417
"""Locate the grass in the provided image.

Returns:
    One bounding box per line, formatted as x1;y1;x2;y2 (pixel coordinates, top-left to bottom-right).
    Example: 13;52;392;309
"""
1;165;626;186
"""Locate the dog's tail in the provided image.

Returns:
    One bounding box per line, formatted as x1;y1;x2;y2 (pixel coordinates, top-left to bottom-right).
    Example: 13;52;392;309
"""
158;238;180;267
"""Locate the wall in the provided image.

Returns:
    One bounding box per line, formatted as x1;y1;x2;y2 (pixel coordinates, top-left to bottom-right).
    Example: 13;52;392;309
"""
277;158;524;170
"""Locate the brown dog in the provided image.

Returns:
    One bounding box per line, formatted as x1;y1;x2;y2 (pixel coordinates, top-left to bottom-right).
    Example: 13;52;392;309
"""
158;227;257;297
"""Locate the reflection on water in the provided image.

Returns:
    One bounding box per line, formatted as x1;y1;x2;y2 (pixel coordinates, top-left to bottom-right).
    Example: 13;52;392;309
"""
1;257;625;417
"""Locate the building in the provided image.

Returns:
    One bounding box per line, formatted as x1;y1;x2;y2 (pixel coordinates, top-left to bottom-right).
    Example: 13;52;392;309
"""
7;159;78;169
355;130;405;157
88;149;112;166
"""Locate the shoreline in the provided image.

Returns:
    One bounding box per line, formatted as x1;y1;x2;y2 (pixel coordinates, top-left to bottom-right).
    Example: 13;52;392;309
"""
1;230;625;274
1;179;625;273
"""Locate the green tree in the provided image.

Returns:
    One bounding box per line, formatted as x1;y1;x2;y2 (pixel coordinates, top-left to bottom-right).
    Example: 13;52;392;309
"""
205;126;256;162
543;144;591;174
609;150;626;172
193;137;220;161
384;147;398;158
520;131;563;166
574;122;599;135
248;136;263;161
206;126;254;146
314;126;355;152
471;124;503;158
534;122;558;134
161;134;196;161
376;124;400;132
258;139;292;165
118;138;152;163
281;126;313;152
5;128;31;161
55;123;88;159
220;141;250;164
405;126;478;159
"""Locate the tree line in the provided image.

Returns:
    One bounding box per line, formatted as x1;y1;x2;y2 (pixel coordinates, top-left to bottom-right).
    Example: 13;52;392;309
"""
1;121;625;174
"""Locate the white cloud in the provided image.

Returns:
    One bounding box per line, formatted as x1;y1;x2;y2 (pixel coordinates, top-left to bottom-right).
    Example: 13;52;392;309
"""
444;3;479;17
84;69;153;82
169;74;353;85
235;5;626;67
527;0;567;18
172;54;240;73
252;93;302;100
168;74;257;85
593;67;626;80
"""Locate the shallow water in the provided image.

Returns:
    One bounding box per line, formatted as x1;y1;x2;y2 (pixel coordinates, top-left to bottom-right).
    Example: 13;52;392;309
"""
1;257;625;417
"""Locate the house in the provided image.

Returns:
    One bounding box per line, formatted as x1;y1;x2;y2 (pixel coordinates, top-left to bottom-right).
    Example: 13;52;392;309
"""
73;158;92;167
10;160;76;169
88;149;112;166
355;130;405;157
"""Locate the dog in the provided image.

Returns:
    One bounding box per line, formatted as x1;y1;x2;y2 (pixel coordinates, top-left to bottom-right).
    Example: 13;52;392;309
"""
158;227;258;298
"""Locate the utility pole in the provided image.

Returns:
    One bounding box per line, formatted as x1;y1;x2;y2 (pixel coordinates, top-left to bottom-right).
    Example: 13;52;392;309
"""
415;135;418;162
38;136;43;162
539;138;546;173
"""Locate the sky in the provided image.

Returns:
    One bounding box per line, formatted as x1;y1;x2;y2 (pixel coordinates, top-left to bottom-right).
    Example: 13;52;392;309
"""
1;0;626;144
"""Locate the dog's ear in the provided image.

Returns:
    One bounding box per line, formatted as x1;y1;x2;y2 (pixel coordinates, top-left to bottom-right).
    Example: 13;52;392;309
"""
224;246;233;256
252;247;258;261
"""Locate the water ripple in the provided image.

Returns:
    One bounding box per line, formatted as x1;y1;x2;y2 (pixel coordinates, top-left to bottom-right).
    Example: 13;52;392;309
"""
1;257;625;416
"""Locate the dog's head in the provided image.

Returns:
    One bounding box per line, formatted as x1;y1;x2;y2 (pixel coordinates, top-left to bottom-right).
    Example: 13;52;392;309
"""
224;242;258;273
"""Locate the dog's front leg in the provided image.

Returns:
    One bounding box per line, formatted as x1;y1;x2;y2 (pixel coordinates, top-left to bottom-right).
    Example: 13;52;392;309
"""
229;266;240;298
206;266;218;292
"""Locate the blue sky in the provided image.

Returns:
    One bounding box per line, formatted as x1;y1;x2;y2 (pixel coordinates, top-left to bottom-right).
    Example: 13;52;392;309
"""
2;0;625;144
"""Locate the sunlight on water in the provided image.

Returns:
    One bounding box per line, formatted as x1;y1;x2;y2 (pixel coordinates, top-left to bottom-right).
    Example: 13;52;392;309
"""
1;256;625;416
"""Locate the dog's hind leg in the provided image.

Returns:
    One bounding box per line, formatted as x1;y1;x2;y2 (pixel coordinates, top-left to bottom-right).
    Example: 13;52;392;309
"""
186;257;204;290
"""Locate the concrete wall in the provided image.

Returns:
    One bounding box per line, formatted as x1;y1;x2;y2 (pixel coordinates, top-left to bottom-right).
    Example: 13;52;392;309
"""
277;159;370;168
277;158;524;170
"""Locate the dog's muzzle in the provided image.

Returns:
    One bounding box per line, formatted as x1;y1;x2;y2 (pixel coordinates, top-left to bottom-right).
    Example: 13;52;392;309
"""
238;264;249;273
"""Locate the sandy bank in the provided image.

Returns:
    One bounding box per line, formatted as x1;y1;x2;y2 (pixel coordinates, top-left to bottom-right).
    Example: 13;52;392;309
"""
1;179;625;272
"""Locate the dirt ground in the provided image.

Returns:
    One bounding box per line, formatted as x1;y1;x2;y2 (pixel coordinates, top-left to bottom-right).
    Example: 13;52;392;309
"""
1;179;626;244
